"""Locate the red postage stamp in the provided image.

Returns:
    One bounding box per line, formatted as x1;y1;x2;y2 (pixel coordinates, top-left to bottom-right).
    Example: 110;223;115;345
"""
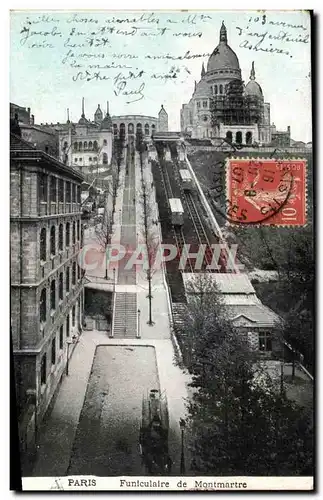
226;158;307;226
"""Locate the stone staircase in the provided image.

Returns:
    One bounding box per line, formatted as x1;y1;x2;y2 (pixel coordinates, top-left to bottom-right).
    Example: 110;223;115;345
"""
112;292;138;338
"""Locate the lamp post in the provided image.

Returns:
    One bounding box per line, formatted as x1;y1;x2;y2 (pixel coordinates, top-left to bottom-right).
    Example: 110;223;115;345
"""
137;308;141;338
66;334;79;376
179;418;186;474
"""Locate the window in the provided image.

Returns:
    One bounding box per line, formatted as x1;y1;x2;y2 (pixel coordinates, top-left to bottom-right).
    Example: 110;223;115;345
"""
144;124;150;136
259;332;272;351
72;262;76;285
79;158;83;162
77;186;81;204
78;141;82;151
89;157;92;162
40;228;46;261
59;223;63;251
246;131;253;145
236;131;242;144
73;222;76;244
89;141;93;150
59;326;63;349
66;267;70;293
41;354;47;384
72;306;76;327
226;131;233;143
93;140;98;151
103;139;107;146
75;158;78;163
50;226;56;255
203;101;208;108
214;85;218;95
72;184;76;203
66;222;70;247
66;182;71;203
73;142;78;151
39;174;48;202
219;84;223;94
189;112;193;125
50;280;56;310
84;141;88;150
66;315;70;337
151;124;155;132
197;101;201;108
113;124;118;136
50;177;57;203
51;336;56;365
128;123;134;134
59;179;64;203
93;157;97;162
63;141;68;150
40;288;47;322
103;153;108;164
59;272;63;300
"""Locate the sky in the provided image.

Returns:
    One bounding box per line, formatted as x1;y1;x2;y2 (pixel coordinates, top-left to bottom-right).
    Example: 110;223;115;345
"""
10;10;312;142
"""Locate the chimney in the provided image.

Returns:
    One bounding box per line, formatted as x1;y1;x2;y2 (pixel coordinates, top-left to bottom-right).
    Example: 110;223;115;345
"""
106;101;109;114
287;126;291;134
30;114;35;125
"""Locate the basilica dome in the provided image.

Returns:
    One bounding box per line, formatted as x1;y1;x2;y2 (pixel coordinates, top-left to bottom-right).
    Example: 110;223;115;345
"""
207;22;241;74
245;62;263;98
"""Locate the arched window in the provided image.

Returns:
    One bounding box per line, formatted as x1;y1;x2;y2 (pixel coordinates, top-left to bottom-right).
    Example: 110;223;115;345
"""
84;141;88;150
72;221;76;244
136;123;142;133
88;141;93;150
50;280;56;310
113;124;118;136
128;123;134;134
103;153;108;164
73;142;78;151
40;353;47;384
236;131;242;144
66;267;70;293
151;124;156;134
40;228;46;261
78;141;82;151
66;314;70;338
72;262;76;285
59;224;63;251
219;84;223;94
103;139;107;146
51;336;56;365
246;131;253;145
59;326;63;349
93;140;98;151
59;272;63;300
144;123;150;136
66;222;70;247
226;131;233;143
63;141;68;150
50;226;56;255
40;288;46;322
72;305;76;327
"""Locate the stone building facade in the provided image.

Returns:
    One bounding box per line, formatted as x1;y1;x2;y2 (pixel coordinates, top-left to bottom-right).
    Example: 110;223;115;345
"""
56;100;113;175
10;133;84;470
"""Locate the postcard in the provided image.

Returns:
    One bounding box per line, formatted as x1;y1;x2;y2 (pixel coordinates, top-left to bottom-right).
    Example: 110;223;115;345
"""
10;9;314;492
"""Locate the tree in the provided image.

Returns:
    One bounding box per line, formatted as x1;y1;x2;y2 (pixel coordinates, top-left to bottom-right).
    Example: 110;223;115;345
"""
94;205;114;280
180;275;313;476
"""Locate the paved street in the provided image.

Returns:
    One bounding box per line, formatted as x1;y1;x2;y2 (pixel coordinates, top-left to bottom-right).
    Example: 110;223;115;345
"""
67;345;158;476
